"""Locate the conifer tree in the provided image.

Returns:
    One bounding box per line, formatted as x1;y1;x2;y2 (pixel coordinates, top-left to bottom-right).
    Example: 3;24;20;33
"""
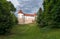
37;0;60;28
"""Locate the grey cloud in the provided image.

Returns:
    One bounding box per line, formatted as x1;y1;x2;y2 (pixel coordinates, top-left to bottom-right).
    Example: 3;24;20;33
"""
17;0;43;13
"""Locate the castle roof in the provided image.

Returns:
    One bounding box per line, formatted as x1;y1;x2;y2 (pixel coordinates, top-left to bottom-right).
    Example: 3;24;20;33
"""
18;10;37;16
18;10;23;14
24;13;36;16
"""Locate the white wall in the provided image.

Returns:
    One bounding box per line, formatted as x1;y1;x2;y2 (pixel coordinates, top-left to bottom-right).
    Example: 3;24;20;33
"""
18;13;36;24
18;13;24;18
24;16;35;24
18;13;24;24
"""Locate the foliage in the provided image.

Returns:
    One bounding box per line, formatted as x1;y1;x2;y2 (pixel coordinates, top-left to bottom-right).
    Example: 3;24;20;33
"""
0;24;60;39
37;0;60;28
0;0;17;35
36;8;45;27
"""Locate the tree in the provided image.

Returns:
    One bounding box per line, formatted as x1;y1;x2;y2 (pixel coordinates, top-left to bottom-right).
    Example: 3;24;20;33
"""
37;8;44;27
0;0;17;35
37;0;60;28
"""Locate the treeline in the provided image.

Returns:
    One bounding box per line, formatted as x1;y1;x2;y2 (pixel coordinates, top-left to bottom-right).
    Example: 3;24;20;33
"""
0;0;17;35
37;0;60;28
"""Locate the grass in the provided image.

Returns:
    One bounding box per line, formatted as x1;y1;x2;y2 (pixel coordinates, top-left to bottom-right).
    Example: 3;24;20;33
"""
0;24;60;39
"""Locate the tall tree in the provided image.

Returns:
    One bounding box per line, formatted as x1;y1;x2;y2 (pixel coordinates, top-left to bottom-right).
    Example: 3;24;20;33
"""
37;8;43;27
37;0;60;28
0;0;17;34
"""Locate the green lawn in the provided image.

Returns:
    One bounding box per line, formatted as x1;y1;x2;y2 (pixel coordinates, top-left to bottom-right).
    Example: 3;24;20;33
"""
0;24;60;39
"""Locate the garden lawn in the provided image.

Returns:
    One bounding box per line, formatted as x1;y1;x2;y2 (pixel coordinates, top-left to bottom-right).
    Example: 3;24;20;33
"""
0;24;60;39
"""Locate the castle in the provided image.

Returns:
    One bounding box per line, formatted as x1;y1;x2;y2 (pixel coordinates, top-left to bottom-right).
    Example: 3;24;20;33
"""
17;10;37;24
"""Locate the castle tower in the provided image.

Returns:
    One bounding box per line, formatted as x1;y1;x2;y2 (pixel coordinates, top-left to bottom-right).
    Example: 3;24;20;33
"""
18;10;25;24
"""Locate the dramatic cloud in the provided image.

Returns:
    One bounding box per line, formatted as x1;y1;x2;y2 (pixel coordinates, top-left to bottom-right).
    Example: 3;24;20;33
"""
7;0;43;13
17;0;43;13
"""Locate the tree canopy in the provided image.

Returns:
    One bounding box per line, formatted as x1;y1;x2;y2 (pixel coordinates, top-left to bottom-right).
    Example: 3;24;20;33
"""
37;0;60;28
0;0;17;34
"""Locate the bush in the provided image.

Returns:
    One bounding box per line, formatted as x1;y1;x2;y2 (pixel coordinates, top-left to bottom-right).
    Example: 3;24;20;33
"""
0;0;17;35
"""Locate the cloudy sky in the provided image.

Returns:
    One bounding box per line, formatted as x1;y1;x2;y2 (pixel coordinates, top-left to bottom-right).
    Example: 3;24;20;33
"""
7;0;43;14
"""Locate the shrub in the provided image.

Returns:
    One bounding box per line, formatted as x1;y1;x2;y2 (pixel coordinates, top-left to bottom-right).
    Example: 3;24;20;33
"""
0;0;17;35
